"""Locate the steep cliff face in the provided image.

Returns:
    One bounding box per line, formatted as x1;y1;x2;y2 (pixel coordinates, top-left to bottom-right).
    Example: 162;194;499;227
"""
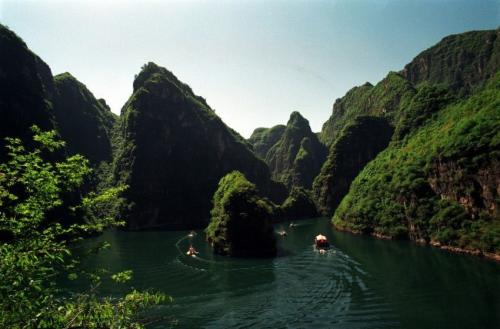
115;62;284;230
265;111;326;189
0;24;55;159
53;73;116;164
333;73;500;257
402;29;500;94
428;160;499;220
206;171;276;257
313;117;394;216
320;73;415;147
248;125;286;159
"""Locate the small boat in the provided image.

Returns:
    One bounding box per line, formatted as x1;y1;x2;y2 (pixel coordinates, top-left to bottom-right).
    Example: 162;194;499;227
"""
188;231;197;238
289;222;297;228
186;246;198;256
278;230;287;237
315;234;329;249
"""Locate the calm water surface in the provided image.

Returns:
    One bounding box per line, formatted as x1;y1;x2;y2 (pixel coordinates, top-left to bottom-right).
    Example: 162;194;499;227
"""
69;218;500;328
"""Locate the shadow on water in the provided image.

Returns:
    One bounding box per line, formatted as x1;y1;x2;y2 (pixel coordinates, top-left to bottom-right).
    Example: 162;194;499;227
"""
66;217;500;329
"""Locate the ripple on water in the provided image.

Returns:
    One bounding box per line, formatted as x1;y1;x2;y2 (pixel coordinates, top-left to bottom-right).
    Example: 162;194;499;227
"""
87;226;399;328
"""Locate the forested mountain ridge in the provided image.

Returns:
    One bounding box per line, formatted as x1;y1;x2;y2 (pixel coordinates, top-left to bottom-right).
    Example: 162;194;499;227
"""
320;29;499;148
310;28;500;258
314;29;499;217
333;73;500;258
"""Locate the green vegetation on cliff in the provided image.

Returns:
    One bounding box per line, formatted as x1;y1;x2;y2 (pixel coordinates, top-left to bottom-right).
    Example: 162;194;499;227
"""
320;73;415;147
308;29;500;258
333;73;500;255
320;29;499;148
206;171;276;257
402;29;500;95
0;128;169;328
265;111;326;189
248;125;286;159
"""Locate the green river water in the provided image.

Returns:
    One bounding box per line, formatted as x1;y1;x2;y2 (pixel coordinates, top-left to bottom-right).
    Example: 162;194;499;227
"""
69;217;500;328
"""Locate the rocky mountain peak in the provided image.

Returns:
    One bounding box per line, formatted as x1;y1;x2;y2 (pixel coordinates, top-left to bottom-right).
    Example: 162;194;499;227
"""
287;111;311;131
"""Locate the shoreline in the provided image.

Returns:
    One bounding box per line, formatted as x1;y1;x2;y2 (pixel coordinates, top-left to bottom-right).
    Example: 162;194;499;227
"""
334;225;500;262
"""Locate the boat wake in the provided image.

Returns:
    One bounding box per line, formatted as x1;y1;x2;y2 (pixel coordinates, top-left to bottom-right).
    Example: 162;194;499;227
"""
157;231;398;329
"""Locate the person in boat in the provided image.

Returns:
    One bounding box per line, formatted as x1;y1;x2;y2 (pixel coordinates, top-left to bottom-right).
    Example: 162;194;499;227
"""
314;234;329;249
187;245;198;256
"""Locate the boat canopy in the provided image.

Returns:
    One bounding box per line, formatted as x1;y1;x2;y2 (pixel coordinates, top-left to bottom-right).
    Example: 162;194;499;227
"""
315;234;327;241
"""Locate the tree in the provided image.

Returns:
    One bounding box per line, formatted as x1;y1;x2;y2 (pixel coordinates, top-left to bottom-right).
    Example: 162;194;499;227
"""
0;126;171;328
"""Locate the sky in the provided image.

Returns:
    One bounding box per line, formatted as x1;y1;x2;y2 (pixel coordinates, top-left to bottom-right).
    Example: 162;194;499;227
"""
1;0;498;137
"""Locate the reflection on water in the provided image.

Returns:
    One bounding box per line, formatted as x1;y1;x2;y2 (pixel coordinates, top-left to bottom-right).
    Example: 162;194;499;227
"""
67;217;500;328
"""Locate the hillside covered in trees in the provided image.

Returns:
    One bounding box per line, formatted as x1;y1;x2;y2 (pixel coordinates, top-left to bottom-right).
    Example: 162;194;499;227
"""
315;28;500;258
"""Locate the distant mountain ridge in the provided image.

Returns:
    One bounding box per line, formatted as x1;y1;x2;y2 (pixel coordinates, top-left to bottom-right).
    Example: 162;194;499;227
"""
248;125;286;159
248;111;326;190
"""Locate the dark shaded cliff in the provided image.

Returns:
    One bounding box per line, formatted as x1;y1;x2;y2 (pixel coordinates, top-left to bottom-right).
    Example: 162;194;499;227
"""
248;125;286;159
53;73;116;164
0;24;116;168
115;62;286;230
265;111;326;189
0;24;56;160
313;117;394;216
279;187;318;221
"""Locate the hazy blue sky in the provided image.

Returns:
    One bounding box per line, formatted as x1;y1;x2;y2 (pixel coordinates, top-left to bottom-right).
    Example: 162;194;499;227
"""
1;0;498;137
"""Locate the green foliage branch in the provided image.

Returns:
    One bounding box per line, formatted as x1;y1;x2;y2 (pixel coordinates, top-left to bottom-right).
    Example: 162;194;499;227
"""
0;126;171;328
